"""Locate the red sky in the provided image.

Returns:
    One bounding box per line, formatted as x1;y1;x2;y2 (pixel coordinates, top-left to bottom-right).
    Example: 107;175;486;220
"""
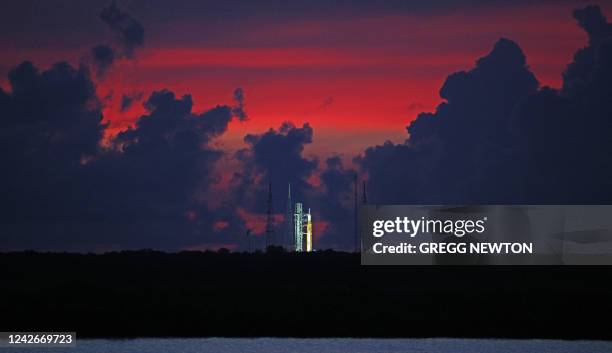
1;1;608;159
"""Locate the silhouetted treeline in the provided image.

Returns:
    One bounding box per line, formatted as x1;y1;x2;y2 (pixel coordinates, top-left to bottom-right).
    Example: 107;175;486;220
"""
1;250;611;340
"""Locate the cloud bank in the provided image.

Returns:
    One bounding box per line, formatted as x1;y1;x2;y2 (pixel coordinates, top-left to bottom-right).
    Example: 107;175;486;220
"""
357;5;612;205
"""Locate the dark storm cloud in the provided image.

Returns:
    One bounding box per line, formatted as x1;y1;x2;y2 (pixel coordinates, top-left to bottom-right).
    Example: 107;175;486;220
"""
357;5;612;205
111;90;228;196
232;122;317;221
1;61;102;148
313;156;355;250
90;44;115;78
84;89;245;249
563;5;612;95
0;60;246;251
572;5;612;42
356;38;538;204
241;122;316;187
99;1;144;57
513;5;612;203
0;61;105;240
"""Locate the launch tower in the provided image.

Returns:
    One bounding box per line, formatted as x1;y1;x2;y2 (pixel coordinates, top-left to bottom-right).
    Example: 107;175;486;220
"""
294;203;303;251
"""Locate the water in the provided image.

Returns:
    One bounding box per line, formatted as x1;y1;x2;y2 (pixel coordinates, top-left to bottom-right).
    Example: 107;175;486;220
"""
1;338;611;353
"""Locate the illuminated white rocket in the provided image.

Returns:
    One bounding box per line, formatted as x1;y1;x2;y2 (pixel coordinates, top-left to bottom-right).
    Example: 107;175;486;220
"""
305;208;312;252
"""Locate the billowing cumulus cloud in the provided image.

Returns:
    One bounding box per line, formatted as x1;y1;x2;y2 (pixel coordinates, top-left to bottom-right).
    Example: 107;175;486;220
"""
0;60;246;251
357;5;612;205
0;61;105;249
84;89;245;249
312;156;355;250
512;5;612;203
356;38;538;204
100;90;232;216
232;122;317;224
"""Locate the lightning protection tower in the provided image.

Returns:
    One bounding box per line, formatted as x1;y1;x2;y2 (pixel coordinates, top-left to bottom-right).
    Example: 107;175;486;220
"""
284;183;294;251
354;173;359;252
265;180;274;248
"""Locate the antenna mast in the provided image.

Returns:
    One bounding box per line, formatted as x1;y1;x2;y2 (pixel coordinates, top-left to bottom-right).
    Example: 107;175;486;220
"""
284;183;293;250
354;173;359;252
363;180;367;205
265;180;274;248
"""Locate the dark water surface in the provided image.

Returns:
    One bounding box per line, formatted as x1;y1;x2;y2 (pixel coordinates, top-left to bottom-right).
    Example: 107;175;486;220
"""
1;338;611;352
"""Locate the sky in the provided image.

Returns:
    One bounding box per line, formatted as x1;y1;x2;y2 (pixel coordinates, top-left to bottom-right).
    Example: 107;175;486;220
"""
2;0;612;252
0;0;606;157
